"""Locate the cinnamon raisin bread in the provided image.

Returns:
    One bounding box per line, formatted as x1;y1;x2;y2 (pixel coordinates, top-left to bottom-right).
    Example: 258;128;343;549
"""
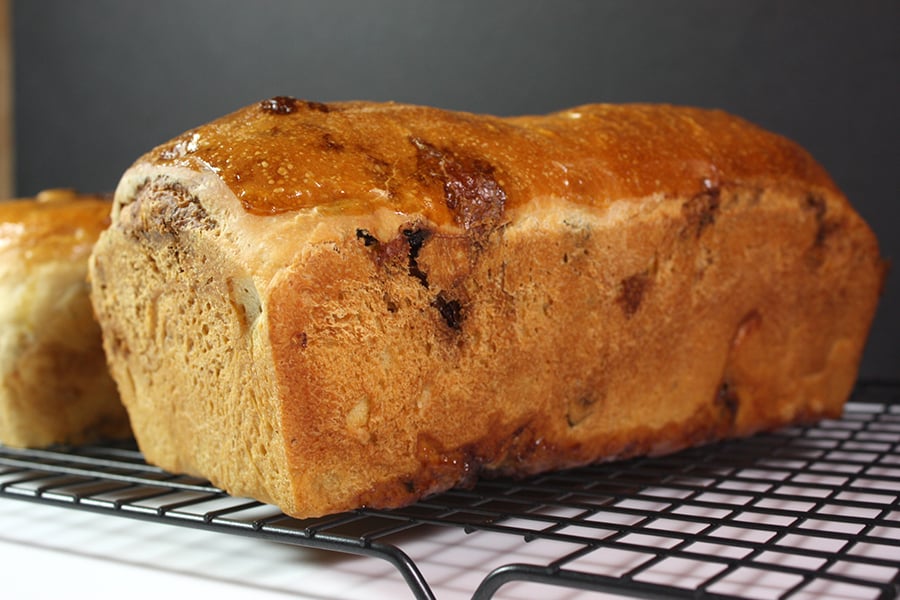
89;99;883;517
0;189;129;448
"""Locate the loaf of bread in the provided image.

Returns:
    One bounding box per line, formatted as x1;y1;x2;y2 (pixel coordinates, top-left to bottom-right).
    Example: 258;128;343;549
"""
0;189;130;448
89;98;883;517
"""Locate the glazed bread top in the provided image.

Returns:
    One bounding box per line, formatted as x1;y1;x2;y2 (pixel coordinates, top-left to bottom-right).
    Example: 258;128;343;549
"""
0;190;111;266
143;98;839;226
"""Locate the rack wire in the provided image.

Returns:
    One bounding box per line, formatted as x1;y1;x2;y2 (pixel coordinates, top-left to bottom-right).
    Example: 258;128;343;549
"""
1;381;898;599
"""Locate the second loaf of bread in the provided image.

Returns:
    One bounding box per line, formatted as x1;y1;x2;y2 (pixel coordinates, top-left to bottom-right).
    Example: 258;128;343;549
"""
89;98;883;518
0;190;129;448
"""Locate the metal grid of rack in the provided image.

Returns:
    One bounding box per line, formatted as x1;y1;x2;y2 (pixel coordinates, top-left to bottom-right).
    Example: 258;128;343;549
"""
1;381;898;599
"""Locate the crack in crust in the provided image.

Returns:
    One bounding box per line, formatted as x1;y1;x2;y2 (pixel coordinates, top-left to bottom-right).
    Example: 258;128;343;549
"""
402;228;432;288
355;226;465;330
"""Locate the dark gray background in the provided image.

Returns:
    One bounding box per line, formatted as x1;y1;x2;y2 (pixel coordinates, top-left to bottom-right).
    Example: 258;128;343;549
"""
12;0;898;377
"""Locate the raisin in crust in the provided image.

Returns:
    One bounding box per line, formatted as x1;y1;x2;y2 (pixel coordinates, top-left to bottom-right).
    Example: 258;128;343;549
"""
89;100;884;517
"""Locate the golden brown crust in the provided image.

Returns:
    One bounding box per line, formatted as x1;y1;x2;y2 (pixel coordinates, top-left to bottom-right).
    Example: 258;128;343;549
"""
265;183;882;515
90;99;883;517
0;190;129;448
0;189;112;265
148;99;837;221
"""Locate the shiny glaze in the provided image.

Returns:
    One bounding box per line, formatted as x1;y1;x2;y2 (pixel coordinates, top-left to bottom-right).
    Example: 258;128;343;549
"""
0;190;112;261
145;99;837;222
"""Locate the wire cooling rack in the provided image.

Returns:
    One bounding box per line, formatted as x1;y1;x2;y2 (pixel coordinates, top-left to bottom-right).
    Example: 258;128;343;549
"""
1;381;898;600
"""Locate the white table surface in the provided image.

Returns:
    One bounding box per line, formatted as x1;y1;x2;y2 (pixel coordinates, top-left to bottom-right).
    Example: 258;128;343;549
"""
6;494;889;600
0;496;624;600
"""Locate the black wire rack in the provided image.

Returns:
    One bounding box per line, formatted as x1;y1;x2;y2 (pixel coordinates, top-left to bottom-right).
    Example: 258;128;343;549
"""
1;381;898;600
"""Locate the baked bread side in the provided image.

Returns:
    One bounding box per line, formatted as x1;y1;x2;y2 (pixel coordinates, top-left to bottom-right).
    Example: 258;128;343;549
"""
0;189;130;448
89;100;884;517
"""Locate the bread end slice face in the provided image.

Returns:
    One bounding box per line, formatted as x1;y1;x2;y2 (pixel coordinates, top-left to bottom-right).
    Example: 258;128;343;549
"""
89;169;293;507
90;158;883;518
